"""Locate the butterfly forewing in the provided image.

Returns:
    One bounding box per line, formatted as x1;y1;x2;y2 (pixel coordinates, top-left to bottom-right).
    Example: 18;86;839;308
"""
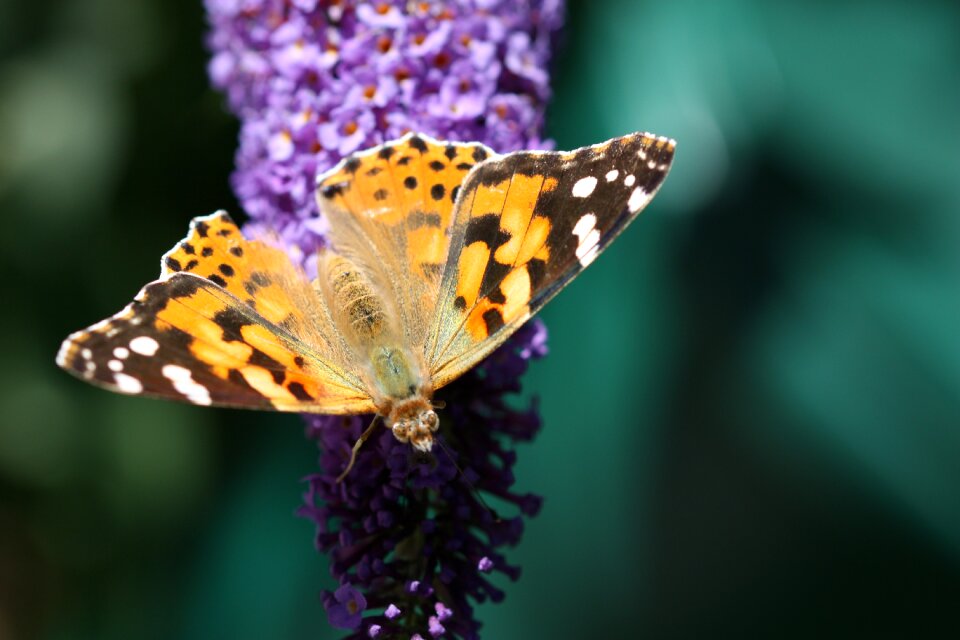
427;132;676;387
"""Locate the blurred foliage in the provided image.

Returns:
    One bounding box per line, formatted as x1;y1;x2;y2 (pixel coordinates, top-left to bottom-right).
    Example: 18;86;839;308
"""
1;0;958;638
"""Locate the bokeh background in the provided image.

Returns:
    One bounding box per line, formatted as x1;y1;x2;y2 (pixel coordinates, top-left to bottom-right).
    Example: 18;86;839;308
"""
2;0;959;638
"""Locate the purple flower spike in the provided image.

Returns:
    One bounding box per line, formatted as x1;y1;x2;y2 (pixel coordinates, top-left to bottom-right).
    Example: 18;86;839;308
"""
206;1;565;638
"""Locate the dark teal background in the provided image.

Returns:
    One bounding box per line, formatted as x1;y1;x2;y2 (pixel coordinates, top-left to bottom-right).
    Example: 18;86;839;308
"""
1;1;958;638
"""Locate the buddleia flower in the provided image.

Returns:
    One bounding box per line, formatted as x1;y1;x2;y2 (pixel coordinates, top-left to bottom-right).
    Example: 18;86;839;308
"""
205;1;564;637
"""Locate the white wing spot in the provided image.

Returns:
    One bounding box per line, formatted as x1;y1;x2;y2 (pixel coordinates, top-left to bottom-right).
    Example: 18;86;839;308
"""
130;336;160;356
113;347;130;360
628;187;651;213
162;364;212;406
605;169;619;182
572;214;601;267
579;243;600;267
114;373;143;394
624;174;636;187
81;348;92;360
108;360;123;372
571;176;598;198
573;213;597;238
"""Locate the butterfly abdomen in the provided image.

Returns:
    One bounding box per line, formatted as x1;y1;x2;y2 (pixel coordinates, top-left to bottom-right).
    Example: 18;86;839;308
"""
324;255;388;341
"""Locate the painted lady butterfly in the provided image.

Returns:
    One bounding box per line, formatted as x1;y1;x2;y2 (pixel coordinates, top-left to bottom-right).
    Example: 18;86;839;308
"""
58;132;675;473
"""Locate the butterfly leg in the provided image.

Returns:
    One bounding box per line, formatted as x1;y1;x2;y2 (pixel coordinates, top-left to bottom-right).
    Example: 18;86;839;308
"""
337;414;383;483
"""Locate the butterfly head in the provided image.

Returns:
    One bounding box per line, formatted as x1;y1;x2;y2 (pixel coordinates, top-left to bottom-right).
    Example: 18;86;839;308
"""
388;403;440;452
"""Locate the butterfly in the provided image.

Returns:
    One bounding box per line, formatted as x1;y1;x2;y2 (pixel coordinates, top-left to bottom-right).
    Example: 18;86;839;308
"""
57;132;675;477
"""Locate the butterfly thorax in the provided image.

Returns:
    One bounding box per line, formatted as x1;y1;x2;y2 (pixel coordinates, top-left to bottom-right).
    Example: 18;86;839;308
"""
322;253;439;451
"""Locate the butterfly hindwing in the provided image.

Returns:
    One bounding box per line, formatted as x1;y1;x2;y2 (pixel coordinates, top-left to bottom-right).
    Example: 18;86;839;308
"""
427;132;676;387
317;133;495;280
58;214;375;414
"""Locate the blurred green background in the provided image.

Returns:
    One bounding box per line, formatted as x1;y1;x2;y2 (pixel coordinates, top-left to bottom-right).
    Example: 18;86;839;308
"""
2;0;959;638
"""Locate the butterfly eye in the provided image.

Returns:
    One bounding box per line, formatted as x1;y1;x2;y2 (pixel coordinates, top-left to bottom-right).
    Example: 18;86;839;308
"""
392;421;410;442
420;410;439;432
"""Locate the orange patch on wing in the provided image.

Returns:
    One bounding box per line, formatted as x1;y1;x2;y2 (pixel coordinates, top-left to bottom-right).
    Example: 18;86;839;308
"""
455;241;490;308
493;174;544;265
470;179;510;218
499;266;531;323
407;225;446;272
515;216;551;265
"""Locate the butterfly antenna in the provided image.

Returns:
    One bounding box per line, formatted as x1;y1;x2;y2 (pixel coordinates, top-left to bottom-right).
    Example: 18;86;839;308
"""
436;439;501;523
337;414;382;483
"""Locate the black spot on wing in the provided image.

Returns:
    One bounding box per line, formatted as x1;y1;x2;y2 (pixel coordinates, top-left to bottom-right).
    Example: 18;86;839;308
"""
195;221;210;237
219;263;235;277
482;308;504;335
444;145;457;160
430;184;445;200
165;256;182;272
408;135;428;152
207;274;228;288
182;243;196;255
321;182;346;199
184;259;199;271
202;247;214;257
429;160;445;171
378;145;395;160
249;348;285;384
213;306;251;342
344;157;362;173
373;188;388;201
404;176;418;189
464;214;510;250
230;246;243;257
287;381;312;400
